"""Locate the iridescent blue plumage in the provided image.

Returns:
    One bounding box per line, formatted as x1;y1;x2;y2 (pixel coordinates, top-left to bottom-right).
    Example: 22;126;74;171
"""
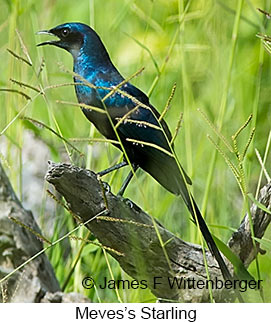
37;22;233;281
58;22;178;175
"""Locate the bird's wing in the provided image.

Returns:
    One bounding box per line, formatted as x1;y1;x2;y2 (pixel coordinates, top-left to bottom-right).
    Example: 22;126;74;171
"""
91;74;192;192
113;83;192;193
93;76;173;144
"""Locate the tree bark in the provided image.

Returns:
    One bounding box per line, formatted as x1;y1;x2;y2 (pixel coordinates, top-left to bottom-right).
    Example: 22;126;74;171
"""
45;162;271;302
0;162;89;303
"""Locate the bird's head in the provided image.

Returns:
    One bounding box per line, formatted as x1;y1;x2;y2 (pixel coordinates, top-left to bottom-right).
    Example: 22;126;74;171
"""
37;22;103;59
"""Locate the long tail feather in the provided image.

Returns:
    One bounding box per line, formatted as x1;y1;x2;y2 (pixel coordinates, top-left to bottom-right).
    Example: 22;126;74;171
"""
186;196;232;280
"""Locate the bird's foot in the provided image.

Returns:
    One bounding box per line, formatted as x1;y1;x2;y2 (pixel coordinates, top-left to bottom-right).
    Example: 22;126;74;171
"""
100;181;111;193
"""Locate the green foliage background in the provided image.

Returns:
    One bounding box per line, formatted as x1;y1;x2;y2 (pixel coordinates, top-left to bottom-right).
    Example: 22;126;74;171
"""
0;0;270;302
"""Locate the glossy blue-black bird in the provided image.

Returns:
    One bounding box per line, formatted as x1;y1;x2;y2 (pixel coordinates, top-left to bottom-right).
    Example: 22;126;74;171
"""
37;22;231;280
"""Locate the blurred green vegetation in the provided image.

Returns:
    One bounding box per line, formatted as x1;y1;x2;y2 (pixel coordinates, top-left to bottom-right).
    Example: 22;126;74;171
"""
0;0;271;302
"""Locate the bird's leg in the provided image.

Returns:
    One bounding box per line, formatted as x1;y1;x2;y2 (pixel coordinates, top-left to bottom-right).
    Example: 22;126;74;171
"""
117;164;139;196
98;160;128;177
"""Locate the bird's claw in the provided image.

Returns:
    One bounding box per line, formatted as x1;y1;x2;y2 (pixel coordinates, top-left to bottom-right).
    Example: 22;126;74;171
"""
101;181;111;193
124;198;133;208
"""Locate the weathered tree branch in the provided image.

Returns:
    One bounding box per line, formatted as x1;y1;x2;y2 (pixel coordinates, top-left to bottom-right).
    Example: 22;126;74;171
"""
0;162;89;303
45;162;271;302
228;184;271;266
0;162;59;302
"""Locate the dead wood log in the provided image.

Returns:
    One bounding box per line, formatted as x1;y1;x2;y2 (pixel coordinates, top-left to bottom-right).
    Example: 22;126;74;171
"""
45;162;271;302
0;162;89;303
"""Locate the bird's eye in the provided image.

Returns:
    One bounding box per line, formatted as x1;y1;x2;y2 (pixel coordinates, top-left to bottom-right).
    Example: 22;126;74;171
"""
61;28;70;37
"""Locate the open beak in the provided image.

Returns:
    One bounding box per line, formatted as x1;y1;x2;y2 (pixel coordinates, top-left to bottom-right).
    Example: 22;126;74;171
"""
36;30;60;47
